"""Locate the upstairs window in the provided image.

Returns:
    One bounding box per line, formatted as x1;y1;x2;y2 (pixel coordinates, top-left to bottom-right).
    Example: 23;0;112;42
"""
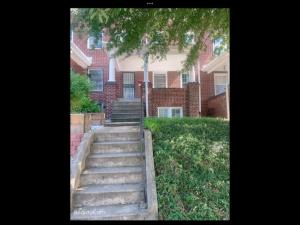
88;69;104;91
153;74;167;88
181;73;189;87
184;32;195;45
87;33;103;49
214;73;227;95
213;38;226;56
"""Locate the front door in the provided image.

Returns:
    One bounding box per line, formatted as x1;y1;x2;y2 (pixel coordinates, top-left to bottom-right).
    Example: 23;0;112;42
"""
123;72;135;100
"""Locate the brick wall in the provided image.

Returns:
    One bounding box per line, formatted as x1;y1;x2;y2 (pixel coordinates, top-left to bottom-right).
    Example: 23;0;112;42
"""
167;71;181;88
187;82;200;117
149;88;186;116
200;71;215;115
73;33;110;104
207;93;227;118
70;59;87;75
104;82;117;119
116;71;123;98
198;34;214;69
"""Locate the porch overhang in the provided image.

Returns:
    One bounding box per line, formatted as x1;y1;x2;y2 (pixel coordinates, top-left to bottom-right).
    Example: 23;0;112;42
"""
202;52;229;74
70;42;92;69
116;52;188;72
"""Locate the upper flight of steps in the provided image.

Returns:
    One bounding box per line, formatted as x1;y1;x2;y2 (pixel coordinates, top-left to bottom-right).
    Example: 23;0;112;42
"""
71;126;147;220
110;98;142;124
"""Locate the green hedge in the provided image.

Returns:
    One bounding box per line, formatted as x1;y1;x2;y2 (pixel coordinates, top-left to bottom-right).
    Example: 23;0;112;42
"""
71;70;100;113
144;117;229;220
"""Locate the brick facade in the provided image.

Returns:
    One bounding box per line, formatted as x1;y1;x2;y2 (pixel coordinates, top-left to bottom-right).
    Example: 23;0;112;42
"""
186;82;200;117
148;82;200;117
167;71;181;88
70;59;87;75
73;33;110;105
200;71;215;116
71;31;227;119
104;81;117;119
207;93;227;118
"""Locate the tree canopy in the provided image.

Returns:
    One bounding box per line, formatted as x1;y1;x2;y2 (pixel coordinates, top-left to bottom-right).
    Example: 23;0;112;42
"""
71;8;229;70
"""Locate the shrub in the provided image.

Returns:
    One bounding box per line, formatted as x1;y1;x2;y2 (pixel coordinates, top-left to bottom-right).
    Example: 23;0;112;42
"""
71;70;100;113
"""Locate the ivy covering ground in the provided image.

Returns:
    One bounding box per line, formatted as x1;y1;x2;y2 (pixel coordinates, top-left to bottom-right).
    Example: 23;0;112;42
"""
144;117;229;220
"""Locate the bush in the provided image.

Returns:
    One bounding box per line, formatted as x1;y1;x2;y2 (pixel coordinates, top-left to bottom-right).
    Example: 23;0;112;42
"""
144;117;229;220
71;70;100;113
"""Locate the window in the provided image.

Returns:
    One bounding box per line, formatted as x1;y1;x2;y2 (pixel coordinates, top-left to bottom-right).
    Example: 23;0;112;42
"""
87;33;103;49
214;73;227;95
181;73;189;87
70;29;73;42
184;32;195;44
213;38;226;56
158;107;183;118
153;74;167;88
88;69;104;91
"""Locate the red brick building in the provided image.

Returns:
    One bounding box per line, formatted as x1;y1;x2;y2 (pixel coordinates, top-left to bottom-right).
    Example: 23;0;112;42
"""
70;31;229;119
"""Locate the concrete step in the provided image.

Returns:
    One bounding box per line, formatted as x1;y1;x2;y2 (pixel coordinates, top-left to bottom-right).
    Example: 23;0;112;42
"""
73;183;145;207
94;131;140;142
91;140;141;153
111;114;141;120
86;152;145;168
71;204;146;220
111;118;141;122
80;166;144;186
104;122;140;127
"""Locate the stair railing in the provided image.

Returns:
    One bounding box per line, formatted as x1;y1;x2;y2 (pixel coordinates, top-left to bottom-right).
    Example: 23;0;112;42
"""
139;82;145;141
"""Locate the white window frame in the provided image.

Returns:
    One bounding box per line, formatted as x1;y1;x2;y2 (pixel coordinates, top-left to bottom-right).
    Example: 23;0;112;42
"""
71;30;73;43
88;68;104;92
153;72;168;88
87;33;103;49
214;73;227;96
157;107;183;118
181;73;189;88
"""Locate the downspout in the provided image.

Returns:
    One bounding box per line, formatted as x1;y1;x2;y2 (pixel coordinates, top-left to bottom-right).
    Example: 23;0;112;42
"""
226;59;230;119
144;37;149;117
144;53;149;117
197;60;201;116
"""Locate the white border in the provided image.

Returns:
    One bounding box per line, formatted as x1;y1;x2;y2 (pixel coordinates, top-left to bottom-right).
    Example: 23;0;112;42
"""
157;107;183;118
153;72;167;88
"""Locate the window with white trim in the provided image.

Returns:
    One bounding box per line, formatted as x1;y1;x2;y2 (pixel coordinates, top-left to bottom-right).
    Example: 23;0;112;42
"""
87;33;103;49
158;107;183;118
214;73;227;95
185;32;195;44
181;73;189;87
88;69;104;91
153;74;167;88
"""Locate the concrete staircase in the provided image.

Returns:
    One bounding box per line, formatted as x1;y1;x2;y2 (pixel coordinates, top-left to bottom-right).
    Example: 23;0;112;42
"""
110;99;142;123
71;126;147;220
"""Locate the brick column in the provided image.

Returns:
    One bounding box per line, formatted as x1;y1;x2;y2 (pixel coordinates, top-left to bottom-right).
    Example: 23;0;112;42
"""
187;82;200;117
104;81;117;119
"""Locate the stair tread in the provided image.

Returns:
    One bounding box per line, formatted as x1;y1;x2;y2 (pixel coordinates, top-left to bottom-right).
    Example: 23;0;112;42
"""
71;204;145;220
76;183;145;194
88;152;144;158
93;140;140;145
82;166;143;174
94;127;140;134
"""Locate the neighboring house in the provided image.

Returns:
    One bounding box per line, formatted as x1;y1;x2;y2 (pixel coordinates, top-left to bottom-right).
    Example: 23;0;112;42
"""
70;30;229;119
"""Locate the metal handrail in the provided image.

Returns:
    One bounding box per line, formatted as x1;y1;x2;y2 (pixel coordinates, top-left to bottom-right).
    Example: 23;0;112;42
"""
139;82;145;140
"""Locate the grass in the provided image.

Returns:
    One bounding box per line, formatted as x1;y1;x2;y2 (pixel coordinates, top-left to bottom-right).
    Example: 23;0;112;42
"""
144;117;229;220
